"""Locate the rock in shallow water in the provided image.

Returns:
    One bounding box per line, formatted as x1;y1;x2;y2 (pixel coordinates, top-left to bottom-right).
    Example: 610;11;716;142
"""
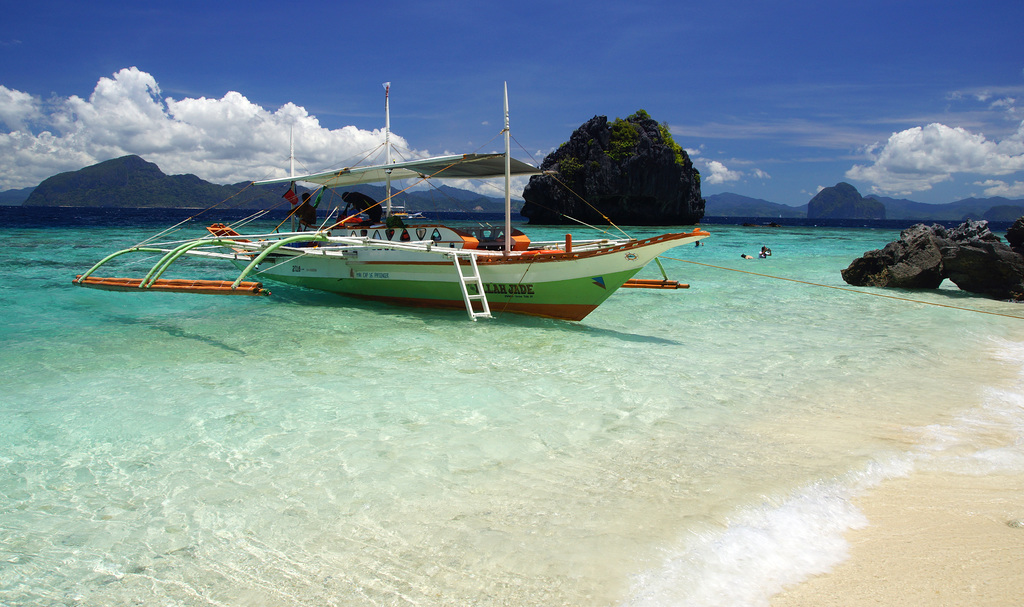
842;219;1024;301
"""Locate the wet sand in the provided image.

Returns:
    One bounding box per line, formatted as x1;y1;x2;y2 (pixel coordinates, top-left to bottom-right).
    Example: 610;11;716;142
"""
771;469;1024;606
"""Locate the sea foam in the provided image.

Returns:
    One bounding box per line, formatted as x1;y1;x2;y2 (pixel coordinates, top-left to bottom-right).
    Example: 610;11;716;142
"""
621;457;912;607
624;336;1024;607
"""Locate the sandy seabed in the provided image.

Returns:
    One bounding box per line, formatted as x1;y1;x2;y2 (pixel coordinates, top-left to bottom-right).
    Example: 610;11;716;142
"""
771;469;1024;607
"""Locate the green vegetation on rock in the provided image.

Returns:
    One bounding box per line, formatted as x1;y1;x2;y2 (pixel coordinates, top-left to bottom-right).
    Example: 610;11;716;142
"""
558;156;584;180
607;118;640;162
659;123;686;165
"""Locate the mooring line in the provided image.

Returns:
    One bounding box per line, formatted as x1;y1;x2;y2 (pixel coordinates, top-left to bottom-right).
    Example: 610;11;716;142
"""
661;256;1024;320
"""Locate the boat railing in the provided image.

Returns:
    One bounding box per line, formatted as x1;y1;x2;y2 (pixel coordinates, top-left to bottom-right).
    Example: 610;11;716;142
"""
528;237;627;253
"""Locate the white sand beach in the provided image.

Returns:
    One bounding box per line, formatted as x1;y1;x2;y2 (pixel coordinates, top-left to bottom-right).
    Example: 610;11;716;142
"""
772;469;1024;606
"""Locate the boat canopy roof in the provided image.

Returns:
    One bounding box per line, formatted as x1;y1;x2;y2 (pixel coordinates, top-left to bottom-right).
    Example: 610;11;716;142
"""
255;153;541;188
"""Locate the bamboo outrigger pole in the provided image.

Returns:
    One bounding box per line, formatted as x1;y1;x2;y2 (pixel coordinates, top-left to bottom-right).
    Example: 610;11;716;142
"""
74;276;270;296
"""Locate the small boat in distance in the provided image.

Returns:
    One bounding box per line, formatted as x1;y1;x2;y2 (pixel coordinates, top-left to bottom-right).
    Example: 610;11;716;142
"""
74;84;709;321
388;205;426;220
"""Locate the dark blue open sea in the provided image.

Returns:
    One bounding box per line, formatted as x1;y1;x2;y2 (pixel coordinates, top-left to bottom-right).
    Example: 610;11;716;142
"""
2;208;1023;605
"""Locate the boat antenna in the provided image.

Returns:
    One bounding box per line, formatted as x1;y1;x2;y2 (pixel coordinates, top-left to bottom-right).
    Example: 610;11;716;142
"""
384;82;392;218
503;82;512;254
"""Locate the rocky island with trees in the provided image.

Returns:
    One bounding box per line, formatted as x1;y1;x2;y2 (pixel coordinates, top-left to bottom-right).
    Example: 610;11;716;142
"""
520;110;704;225
807;182;886;220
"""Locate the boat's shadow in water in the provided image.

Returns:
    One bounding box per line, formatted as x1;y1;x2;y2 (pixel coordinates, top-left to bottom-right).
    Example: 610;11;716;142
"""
274;288;682;346
100;310;249;355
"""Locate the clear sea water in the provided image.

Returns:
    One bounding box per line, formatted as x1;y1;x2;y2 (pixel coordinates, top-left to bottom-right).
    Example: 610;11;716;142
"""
2;209;1023;606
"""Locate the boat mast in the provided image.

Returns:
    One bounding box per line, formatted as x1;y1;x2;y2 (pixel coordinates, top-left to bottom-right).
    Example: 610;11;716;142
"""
289;126;297;231
289;127;295;178
503;82;512;254
384;82;392;218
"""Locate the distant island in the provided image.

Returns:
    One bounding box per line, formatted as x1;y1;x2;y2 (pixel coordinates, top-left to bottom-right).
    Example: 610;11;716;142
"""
704;183;1024;222
6;155;511;214
807;182;885;219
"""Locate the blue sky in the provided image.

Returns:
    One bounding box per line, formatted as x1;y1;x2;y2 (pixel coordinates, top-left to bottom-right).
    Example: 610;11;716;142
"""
1;0;1023;205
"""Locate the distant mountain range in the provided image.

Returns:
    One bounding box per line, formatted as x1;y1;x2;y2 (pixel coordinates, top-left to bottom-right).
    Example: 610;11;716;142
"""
4;155;1024;222
705;191;1024;221
0;186;34;206
5;155;510;213
702;192;807;218
866;195;1024;221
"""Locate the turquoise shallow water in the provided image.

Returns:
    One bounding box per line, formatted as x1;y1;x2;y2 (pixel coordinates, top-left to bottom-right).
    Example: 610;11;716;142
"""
2;214;1023;606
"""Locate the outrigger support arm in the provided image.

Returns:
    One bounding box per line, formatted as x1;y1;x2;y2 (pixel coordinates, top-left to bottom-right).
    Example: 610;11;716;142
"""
142;238;263;287
231;232;331;288
654;257;669;280
74;233;331;293
75;247;169;283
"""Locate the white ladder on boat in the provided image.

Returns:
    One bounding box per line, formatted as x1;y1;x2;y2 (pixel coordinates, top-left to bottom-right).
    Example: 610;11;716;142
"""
451;252;492;321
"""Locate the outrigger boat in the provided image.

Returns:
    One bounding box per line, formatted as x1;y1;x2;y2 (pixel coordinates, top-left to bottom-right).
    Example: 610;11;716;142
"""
73;84;710;321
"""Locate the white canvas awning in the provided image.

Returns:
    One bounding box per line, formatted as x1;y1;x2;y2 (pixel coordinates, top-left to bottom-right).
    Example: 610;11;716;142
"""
255;153;540;188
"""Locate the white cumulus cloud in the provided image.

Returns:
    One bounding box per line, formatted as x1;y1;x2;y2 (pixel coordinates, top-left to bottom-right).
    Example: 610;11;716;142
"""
703;160;742;184
845;121;1024;195
0;85;41;131
0;67;414;190
974;179;1024;198
700;159;768;185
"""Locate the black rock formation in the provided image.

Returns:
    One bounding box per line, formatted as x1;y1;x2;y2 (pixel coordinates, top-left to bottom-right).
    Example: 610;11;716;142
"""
1005;216;1024;251
520;111;704;225
841;219;1024;301
839;223;947;289
807;182;885;220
